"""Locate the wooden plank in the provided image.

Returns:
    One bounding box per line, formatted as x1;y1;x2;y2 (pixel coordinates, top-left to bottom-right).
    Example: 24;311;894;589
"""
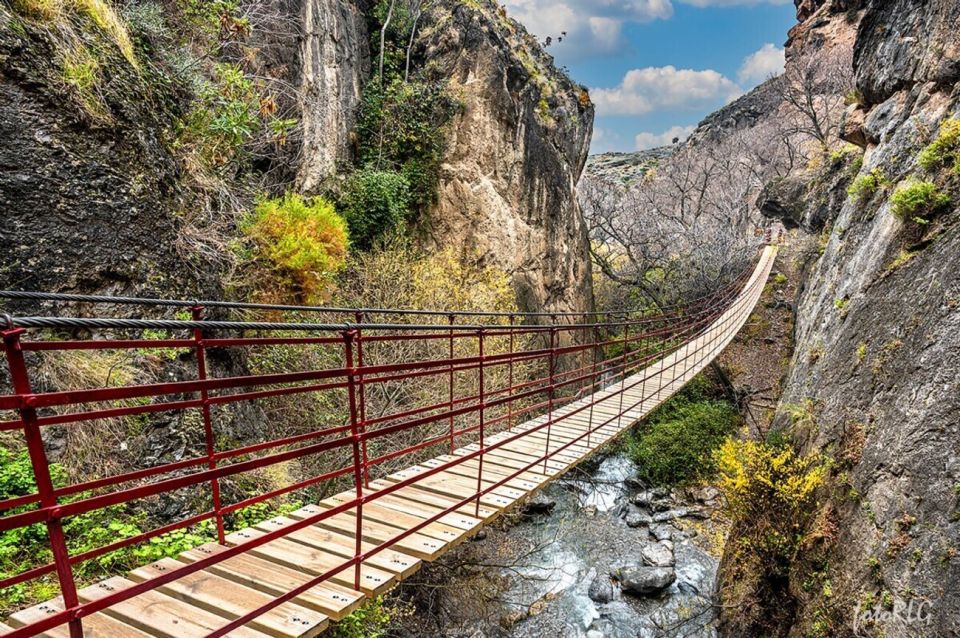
253;516;420;578
224;529;396;596
437;451;541;479
390;464;537;495
315;494;470;545
8;598;151;638
429;455;550;486
179;544;364;621
418;459;546;497
452;447;566;476
366;479;500;521
381;470;521;509
347;491;486;531
77;576;270;638
286;506;448;561
128;558;327;638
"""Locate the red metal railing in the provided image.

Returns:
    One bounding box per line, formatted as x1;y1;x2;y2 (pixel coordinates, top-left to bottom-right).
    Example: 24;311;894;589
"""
0;248;770;638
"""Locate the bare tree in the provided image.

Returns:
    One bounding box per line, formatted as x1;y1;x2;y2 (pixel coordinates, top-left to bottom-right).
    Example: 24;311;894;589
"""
379;0;397;81
404;0;429;82
777;48;854;149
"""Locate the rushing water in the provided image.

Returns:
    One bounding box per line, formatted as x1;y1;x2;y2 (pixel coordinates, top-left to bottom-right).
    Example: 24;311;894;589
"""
447;453;722;638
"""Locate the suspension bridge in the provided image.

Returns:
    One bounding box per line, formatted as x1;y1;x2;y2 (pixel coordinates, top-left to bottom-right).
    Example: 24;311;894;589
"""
0;245;777;638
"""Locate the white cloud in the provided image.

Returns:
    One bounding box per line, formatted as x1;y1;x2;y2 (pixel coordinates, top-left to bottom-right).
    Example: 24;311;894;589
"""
737;43;786;86
679;0;791;6
502;0;673;56
635;125;696;150
591;66;742;116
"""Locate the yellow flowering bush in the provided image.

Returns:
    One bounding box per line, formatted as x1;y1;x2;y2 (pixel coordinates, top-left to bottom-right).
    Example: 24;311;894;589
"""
715;438;828;570
241;193;349;302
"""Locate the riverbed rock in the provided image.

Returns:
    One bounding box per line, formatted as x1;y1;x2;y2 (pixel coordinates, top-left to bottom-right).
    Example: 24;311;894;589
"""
522;495;556;515
587;575;616;603
624;509;653;528
650;524;677;541
686;486;721;503
641;542;676;568
624;476;647;490
650;500;674;513
631;491;655;507
652;508;688;522
612;566;676;597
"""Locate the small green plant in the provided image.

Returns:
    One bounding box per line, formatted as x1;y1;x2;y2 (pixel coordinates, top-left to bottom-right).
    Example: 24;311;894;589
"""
773;273;788;285
829;144;861;166
847;168;887;202
62;45;99;91
74;0;138;67
887;249;917;271
625;375;739;487
856;342;868;363
340;169;412;250
917;117;960;174
241;193;350;301
889;178;951;222
834;298;850;318
328;596;400;638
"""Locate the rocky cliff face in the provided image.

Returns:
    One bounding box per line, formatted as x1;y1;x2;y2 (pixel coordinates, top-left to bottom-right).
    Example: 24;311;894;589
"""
0;0;592;318
0;5;191;300
297;0;369;191
414;1;595;315
719;1;960;635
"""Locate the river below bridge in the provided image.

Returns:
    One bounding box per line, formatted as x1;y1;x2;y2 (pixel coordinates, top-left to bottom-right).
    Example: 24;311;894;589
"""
395;453;727;638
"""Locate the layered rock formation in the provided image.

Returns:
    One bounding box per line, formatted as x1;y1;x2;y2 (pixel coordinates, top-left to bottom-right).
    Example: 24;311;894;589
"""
414;1;595;315
0;6;188;299
719;1;960;635
297;0;369;191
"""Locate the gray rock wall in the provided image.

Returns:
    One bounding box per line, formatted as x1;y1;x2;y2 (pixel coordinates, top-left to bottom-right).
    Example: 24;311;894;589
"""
415;1;595;316
747;1;960;634
297;0;370;191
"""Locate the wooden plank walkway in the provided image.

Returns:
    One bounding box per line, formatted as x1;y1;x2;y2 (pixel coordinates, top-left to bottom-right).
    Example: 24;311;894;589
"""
7;247;776;637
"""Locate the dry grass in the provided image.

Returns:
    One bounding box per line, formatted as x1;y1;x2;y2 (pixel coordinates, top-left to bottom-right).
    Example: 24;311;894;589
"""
11;0;138;68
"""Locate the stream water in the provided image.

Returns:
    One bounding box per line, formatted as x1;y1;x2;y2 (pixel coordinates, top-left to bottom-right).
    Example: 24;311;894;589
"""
418;453;724;638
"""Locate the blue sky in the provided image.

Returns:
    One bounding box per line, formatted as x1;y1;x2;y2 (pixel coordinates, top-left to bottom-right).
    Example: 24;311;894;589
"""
502;0;797;153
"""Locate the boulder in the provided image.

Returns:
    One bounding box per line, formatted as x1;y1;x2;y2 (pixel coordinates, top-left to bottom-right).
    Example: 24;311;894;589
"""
625;510;653;528
632;491;654;507
641;542;676;568
612;566;676;597
522;495;556;515
650;524;677;541
587;576;616;604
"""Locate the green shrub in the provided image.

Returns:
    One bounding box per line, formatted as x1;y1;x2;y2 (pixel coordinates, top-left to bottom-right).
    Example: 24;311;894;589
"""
625;376;740;487
847;168;887;201
355;78;460;213
340;169;412;250
328;596;399;638
242;193;349;301
918;117;960;174
889;178;951;222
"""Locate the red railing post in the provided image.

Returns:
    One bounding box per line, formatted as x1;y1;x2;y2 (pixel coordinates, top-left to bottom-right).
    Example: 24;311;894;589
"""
342;329;364;590
587;321;600;449
2;327;84;638
475;328;485;518
506;315;515;431
192;305;225;545
543;318;557;474
617;315;630;428
354;312;369;488
448;314;456;454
